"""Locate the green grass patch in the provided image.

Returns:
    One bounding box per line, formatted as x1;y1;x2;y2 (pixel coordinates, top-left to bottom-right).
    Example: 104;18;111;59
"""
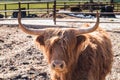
0;2;54;16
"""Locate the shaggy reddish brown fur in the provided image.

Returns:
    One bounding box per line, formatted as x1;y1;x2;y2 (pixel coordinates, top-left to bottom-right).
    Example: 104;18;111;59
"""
35;26;113;80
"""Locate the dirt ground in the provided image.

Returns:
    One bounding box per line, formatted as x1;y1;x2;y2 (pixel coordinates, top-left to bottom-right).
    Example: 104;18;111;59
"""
0;17;120;79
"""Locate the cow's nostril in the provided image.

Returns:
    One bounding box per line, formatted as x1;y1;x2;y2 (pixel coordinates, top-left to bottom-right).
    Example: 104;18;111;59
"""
52;63;56;68
60;64;64;69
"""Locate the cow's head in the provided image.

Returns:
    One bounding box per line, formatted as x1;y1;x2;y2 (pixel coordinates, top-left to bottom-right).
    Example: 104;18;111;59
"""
18;10;99;74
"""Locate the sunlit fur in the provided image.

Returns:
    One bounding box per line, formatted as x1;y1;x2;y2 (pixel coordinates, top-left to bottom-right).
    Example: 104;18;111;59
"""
35;24;113;80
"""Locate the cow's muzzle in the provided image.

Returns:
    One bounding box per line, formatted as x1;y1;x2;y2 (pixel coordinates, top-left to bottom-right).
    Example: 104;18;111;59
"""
51;60;66;72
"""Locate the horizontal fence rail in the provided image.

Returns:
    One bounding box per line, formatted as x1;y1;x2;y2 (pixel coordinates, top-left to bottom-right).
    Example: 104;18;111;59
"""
57;12;120;15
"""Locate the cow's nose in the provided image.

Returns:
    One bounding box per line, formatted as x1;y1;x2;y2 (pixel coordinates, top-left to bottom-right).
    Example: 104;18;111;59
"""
51;60;65;70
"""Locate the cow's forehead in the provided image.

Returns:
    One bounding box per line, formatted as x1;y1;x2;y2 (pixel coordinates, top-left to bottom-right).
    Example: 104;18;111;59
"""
42;29;77;48
43;29;62;39
45;29;75;37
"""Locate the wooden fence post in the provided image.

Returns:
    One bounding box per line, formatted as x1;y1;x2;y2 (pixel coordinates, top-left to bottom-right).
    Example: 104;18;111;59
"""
18;2;21;10
27;3;30;15
4;4;7;18
53;0;56;25
78;2;80;11
18;2;21;18
64;2;66;10
47;2;49;14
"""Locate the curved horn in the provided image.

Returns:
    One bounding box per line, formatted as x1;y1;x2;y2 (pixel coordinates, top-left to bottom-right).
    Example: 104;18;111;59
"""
76;11;99;34
18;9;45;35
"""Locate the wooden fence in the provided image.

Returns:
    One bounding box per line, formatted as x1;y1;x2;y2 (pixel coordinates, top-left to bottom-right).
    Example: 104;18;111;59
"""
0;1;54;18
0;1;120;24
53;1;120;24
55;1;120;11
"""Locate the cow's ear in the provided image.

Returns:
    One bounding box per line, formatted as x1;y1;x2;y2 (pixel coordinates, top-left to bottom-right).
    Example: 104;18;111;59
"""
76;35;86;46
35;35;46;53
36;35;45;46
76;35;88;52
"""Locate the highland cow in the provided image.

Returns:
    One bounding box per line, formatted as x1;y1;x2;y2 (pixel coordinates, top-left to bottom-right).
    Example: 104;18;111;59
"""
18;10;113;80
